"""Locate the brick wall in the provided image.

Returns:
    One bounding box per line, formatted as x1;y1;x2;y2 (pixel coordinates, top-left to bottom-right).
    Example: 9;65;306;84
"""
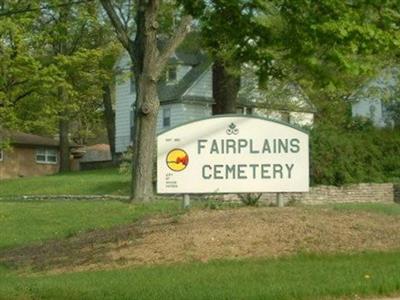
218;183;399;205
0;146;59;180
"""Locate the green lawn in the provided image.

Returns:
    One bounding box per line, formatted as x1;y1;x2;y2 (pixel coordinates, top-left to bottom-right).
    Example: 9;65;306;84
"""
0;168;130;197
329;202;400;216
1;171;400;300
1;251;400;300
0;199;180;249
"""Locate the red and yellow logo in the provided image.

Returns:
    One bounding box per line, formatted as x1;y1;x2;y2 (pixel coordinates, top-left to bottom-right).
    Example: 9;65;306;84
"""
166;149;189;172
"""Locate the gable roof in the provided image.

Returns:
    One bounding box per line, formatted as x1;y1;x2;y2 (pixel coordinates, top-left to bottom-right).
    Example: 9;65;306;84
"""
238;81;316;113
80;144;111;162
0;130;59;147
158;53;212;103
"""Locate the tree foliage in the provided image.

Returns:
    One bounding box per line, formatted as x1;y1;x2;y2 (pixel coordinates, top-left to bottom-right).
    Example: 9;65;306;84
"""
0;1;120;142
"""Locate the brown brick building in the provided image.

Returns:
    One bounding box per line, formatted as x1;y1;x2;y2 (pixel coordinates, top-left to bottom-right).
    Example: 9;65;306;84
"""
0;131;78;180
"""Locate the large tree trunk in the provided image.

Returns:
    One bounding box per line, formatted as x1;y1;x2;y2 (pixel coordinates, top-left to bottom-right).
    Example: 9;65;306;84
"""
212;59;241;115
130;0;160;201
58;86;70;172
100;0;192;202
130;77;159;201
102;83;117;165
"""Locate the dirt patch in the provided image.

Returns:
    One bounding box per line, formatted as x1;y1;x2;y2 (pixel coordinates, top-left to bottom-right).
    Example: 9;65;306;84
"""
2;206;400;273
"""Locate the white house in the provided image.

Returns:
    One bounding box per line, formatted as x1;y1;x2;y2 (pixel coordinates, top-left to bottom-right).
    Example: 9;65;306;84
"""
115;50;316;154
115;50;213;153
352;66;399;127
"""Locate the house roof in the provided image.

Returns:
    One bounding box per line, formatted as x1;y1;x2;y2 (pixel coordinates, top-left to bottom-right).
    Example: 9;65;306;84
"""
80;144;112;163
238;80;317;113
158;53;212;103
0;130;78;148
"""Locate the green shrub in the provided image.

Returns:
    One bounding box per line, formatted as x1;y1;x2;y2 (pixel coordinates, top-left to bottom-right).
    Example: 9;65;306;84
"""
310;123;400;186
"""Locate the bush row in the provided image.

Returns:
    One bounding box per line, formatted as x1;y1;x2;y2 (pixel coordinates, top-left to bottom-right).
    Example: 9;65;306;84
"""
310;121;400;186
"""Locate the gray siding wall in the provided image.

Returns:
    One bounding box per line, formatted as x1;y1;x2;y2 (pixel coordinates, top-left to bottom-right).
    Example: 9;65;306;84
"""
184;67;212;99
351;66;399;127
157;104;186;132
115;71;135;153
352;99;385;127
157;103;212;132
115;53;210;153
182;103;212;121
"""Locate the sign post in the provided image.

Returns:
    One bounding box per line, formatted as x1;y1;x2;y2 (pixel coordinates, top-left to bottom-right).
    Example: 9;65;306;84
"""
182;194;190;209
157;115;309;197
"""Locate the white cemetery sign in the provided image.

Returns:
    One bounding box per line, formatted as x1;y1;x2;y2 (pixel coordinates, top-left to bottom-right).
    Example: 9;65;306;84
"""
157;115;309;194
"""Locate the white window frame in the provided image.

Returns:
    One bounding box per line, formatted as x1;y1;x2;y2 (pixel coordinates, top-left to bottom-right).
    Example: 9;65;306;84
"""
36;148;58;164
163;108;171;128
0;149;3;162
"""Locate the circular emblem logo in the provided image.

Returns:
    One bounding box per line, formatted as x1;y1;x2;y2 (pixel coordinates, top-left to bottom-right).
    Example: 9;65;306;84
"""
166;148;189;172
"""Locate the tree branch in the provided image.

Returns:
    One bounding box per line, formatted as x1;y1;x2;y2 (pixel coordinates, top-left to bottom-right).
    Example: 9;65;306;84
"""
12;89;35;105
155;15;193;78
100;0;132;52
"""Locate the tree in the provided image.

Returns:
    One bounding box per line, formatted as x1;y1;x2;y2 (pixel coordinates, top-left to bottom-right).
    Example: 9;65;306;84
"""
101;0;192;201
182;0;400;123
32;0;119;170
1;1;121;167
0;2;62;132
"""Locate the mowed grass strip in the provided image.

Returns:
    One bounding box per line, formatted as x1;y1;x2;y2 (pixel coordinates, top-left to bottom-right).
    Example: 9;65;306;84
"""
1;251;400;300
329;202;400;216
0;200;180;249
0;168;130;197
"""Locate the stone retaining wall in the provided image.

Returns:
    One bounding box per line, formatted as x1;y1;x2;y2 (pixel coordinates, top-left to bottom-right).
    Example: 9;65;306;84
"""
1;183;398;205
219;183;399;205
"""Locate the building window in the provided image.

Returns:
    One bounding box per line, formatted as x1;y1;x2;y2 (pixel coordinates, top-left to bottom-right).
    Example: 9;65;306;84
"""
0;149;3;162
163;108;171;128
281;111;290;123
236;107;244;114
165;66;177;83
36;148;57;164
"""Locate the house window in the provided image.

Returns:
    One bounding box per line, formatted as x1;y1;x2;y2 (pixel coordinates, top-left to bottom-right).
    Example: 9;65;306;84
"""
281;112;290;123
236;107;244;114
165;66;177;83
0;149;3;162
36;148;57;164
163;108;171;128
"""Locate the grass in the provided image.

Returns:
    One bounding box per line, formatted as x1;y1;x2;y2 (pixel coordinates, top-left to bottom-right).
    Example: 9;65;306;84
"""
1;169;400;299
1;251;400;300
329;202;400;216
0;199;181;249
0;168;130;197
